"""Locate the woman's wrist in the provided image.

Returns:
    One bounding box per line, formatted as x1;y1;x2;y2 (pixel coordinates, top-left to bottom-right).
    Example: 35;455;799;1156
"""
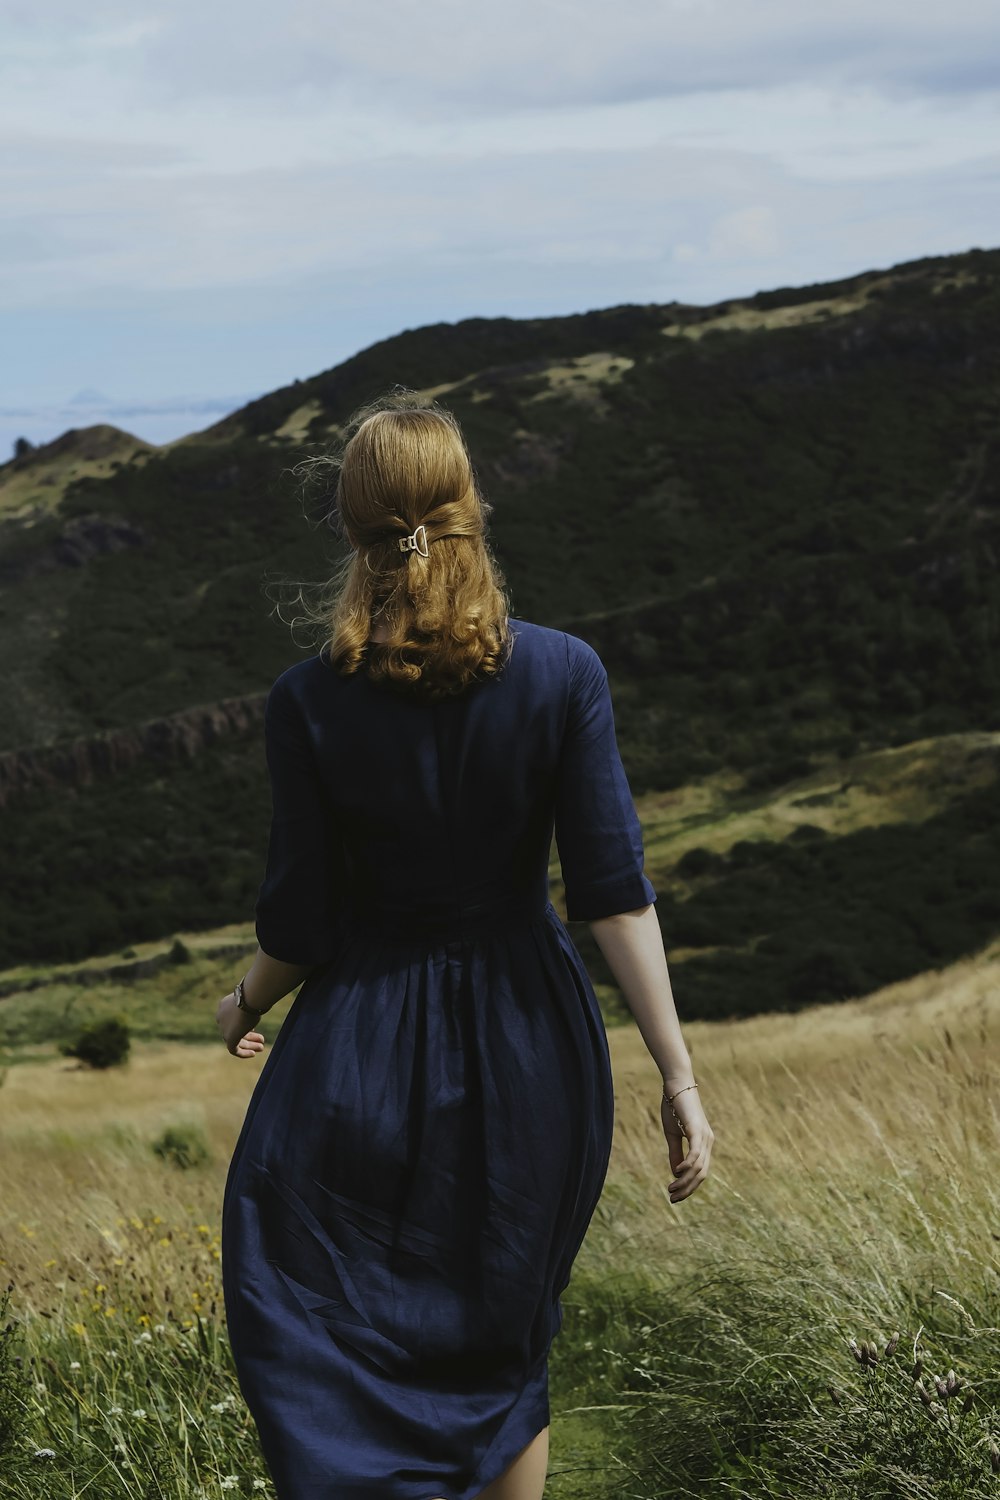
235;974;268;1018
660;1068;697;1091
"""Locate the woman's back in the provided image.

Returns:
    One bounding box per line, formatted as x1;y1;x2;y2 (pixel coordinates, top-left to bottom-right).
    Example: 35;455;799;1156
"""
254;616;656;963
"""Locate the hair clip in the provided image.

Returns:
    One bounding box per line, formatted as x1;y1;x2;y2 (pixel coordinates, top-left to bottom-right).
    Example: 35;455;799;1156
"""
398;523;429;558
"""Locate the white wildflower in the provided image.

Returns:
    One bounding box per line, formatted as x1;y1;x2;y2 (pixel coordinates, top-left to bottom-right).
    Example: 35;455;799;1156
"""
107;1404;124;1415
131;1407;147;1420
69;1361;81;1371
153;1323;167;1334
220;1477;240;1491
133;1330;153;1344
252;1481;268;1491
32;1448;56;1459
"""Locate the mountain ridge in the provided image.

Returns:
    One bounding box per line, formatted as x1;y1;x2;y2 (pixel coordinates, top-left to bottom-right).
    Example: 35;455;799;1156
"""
1;240;999;987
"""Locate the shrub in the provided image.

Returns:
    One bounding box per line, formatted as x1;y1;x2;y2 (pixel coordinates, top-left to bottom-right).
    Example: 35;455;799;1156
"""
61;1016;131;1069
675;846;725;878
168;937;192;964
152;1123;211;1170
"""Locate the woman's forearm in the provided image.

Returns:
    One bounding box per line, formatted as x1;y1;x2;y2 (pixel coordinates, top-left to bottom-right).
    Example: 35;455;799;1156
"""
240;948;315;1014
588;904;695;1084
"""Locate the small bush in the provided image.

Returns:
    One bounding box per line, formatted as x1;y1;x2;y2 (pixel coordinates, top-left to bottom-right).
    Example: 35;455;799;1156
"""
787;822;828;843
168;937;192;964
61;1016;131;1069
675;845;726;879
152;1123;211;1170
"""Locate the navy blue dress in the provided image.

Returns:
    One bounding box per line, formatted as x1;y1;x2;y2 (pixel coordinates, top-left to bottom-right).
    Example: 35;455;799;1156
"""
221;617;657;1500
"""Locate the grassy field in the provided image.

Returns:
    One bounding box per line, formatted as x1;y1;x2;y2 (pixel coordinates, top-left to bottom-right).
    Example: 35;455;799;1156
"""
2;927;999;1497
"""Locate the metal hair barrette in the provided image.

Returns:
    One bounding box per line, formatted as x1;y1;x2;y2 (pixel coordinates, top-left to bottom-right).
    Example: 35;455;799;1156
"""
398;524;429;558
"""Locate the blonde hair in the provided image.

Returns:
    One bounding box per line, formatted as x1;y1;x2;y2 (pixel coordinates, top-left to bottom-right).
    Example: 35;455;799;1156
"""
285;389;513;699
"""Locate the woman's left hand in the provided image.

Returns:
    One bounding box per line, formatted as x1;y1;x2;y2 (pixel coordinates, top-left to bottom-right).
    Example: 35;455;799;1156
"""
216;991;266;1059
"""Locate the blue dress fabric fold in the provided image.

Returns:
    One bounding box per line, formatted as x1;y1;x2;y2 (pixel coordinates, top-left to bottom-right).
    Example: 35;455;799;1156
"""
221;617;657;1500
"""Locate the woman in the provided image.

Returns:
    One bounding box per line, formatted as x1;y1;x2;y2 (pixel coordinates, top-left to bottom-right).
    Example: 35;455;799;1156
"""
216;392;714;1500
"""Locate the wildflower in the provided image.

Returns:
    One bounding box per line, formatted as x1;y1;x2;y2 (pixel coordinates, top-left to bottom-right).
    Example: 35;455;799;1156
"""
220;1478;240;1491
131;1408;147;1420
883;1331;900;1357
153;1323;167;1334
32;1448;56;1459
253;1482;268;1491
35;1381;45;1394
133;1331;153;1344
69;1361;81;1371
107;1405;124;1415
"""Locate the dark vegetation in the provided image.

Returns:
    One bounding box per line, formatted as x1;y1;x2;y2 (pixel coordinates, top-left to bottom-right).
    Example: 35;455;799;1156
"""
1;245;999;1011
60;1015;131;1069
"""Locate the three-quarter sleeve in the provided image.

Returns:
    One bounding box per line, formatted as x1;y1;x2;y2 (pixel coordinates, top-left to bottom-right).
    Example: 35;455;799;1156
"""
553;633;658;922
254;672;349;966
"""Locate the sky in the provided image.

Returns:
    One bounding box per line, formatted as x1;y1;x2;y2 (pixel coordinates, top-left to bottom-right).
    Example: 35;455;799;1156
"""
2;0;999;459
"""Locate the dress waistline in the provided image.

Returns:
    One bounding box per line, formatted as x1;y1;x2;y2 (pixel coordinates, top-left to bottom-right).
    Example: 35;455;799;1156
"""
345;892;554;944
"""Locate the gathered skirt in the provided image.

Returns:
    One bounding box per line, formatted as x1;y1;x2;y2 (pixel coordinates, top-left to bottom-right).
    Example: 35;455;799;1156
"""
220;899;615;1500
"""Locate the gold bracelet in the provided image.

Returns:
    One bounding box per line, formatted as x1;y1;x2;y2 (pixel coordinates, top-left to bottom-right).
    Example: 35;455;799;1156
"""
662;1081;697;1136
663;1082;698;1102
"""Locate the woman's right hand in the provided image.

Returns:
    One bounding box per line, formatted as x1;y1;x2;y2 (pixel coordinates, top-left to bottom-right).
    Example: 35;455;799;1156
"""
660;1083;714;1202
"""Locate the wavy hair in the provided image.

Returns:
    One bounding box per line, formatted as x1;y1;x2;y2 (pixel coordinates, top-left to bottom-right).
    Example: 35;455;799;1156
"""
284;389;513;699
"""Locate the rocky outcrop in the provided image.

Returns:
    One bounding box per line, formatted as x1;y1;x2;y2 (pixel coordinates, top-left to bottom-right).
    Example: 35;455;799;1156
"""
0;693;266;808
0;511;154;582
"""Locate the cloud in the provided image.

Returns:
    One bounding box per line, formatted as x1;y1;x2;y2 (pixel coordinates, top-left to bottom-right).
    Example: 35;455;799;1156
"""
2;0;999;441
707;205;781;260
6;0;999;117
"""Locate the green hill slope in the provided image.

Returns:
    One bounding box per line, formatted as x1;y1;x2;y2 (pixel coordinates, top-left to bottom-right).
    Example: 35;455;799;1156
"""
0;243;998;983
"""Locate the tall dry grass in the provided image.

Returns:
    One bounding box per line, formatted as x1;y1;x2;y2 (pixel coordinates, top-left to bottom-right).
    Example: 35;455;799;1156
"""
1;938;999;1495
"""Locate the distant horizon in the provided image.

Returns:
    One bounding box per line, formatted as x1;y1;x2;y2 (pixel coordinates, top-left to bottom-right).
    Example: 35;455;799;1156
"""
4;234;995;462
6;3;1000;470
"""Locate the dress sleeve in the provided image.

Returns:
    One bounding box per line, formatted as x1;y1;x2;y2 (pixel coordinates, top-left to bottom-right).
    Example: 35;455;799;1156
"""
553;634;658;922
254;673;349;966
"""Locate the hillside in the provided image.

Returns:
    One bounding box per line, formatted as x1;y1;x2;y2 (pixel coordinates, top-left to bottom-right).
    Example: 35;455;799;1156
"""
0;243;999;990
